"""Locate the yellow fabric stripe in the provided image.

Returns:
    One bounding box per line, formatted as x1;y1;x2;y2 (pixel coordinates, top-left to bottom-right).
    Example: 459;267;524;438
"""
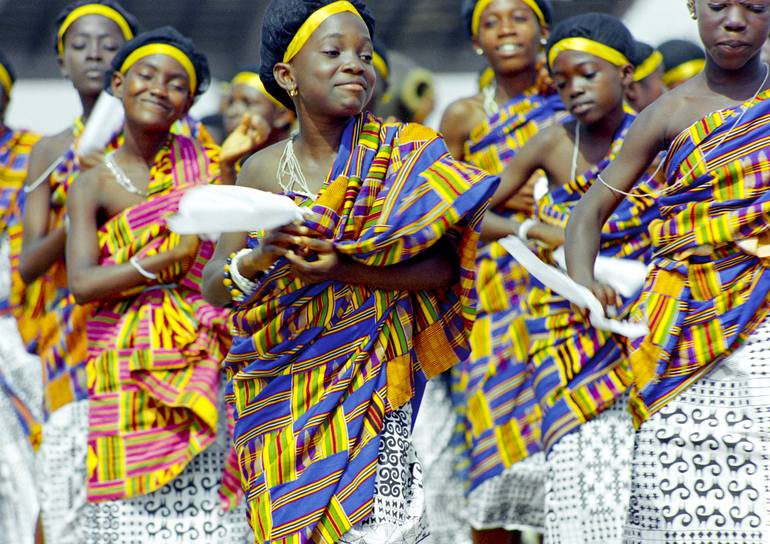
662;58;705;87
231;72;285;109
0;63;12;99
372;52;389;80
633;50;663;82
120;44;198;94
548;37;630;69
472;0;547;36
57;4;134;55
283;1;363;63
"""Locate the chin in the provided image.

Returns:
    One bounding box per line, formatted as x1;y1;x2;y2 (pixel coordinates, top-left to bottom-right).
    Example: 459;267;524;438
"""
494;57;535;76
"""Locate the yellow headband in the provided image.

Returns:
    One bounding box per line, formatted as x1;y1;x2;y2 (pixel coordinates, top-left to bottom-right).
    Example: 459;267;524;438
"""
661;58;705;87
471;0;547;36
372;51;389;80
0;64;12;100
120;43;198;95
232;72;285;109
283;1;364;63
548;37;631;69
633;50;663;82
57;4;134;56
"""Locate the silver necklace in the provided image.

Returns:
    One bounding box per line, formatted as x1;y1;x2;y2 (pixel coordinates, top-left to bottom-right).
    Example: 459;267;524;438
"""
105;153;149;197
277;138;316;197
483;81;499;116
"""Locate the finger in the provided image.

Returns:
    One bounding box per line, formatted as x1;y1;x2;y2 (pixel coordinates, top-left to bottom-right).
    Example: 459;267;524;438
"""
297;236;334;253
239;113;251;132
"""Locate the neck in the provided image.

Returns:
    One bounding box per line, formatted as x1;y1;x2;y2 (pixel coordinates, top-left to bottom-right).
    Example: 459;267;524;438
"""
120;120;170;166
583;101;627;143
705;54;767;99
294;110;351;160
79;93;99;122
494;67;538;103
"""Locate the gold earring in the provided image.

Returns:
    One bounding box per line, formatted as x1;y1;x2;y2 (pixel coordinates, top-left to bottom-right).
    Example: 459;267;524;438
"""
288;86;298;97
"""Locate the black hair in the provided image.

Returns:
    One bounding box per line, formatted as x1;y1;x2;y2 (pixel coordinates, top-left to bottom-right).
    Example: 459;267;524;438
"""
259;0;376;110
632;41;655;67
54;0;140;54
546;12;636;69
658;39;705;72
461;0;553;37
106;26;211;97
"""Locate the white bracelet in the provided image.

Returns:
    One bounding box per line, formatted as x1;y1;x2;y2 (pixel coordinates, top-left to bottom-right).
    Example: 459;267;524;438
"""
230;248;258;294
517;218;537;241
129;256;158;281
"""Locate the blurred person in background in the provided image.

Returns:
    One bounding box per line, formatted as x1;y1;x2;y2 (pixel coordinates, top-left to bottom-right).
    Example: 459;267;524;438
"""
626;41;667;112
0;50;43;544
658;37;706;88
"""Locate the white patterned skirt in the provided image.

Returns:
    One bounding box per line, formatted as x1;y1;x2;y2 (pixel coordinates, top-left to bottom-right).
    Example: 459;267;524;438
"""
412;379;471;544
544;392;635;544
623;316;770;544
339;403;430;544
0;316;43;544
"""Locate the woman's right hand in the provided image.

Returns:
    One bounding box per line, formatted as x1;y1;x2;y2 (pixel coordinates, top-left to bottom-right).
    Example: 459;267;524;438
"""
238;223;320;278
588;280;622;316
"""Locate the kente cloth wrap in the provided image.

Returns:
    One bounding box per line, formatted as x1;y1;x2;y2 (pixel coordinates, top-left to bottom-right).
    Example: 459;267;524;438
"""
527;112;661;451
85;134;240;507
455;88;564;492
225;112;498;544
628;89;770;426
14;116;213;419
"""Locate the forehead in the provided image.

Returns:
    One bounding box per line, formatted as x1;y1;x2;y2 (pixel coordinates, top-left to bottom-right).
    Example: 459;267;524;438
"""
232;83;271;103
481;0;537;16
131;53;189;80
551;50;615;74
65;13;124;38
307;11;372;44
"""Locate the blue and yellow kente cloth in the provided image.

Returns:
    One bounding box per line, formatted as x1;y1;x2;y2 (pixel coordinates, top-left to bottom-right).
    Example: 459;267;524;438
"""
225;112;497;543
629;89;770;426
455;87;564;491
528;112;662;451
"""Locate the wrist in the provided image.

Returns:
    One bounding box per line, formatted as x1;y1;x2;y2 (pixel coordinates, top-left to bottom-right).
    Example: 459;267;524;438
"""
239;247;270;279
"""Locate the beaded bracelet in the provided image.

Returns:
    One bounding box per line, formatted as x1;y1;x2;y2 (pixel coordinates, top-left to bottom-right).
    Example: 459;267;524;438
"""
224;248;258;303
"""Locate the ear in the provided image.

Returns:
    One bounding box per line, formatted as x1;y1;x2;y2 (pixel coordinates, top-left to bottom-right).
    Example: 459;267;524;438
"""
57;55;69;80
619;63;635;89
625;80;640;104
111;71;125;99
539;26;550;48
273;63;296;94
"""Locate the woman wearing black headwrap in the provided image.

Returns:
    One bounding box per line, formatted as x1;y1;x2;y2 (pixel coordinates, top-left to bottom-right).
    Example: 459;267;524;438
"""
658;38;705;88
201;1;498;542
19;4;139;543
429;2;561;542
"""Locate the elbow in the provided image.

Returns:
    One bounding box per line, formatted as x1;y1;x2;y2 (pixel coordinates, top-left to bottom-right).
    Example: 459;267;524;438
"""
69;275;97;305
18;252;40;285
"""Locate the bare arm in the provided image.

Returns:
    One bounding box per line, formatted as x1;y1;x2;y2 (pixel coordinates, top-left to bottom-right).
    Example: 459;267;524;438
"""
439;98;482;160
19;141;67;283
565;97;669;304
66;171;199;305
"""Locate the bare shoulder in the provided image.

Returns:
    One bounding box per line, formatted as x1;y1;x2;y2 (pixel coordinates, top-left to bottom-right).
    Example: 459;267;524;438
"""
440;94;485;133
69;163;110;204
27;128;73;177
237;138;289;193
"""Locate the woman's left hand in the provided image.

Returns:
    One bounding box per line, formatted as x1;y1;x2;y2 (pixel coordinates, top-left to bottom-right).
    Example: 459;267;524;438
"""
285;236;344;284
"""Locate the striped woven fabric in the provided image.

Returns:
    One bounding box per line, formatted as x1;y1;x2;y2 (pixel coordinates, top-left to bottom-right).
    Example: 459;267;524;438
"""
454;88;564;491
85;134;240;506
527;112;662;451
225;112;498;543
629;89;770;426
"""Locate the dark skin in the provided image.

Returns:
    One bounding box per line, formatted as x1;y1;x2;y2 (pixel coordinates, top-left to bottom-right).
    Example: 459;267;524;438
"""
67;54;202;305
626;65;667;112
441;0;547;160
202;13;458;309
479;50;633;263
20;14;126;284
566;0;770;310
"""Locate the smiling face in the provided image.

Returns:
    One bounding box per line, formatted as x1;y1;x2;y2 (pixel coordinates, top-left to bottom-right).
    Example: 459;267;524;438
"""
551;50;630;125
275;12;376;118
112;54;193;131
474;0;545;77
695;0;770;70
224;83;277;135
59;14;126;98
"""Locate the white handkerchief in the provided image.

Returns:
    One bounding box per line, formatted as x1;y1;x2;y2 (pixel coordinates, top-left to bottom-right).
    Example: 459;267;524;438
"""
499;236;649;339
168;185;309;236
78;92;124;157
552;246;648;298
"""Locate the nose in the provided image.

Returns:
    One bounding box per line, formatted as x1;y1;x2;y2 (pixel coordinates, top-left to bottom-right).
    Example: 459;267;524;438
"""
85;39;103;61
149;76;169;98
723;5;748;32
568;79;586;100
498;15;518;37
341;51;366;74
